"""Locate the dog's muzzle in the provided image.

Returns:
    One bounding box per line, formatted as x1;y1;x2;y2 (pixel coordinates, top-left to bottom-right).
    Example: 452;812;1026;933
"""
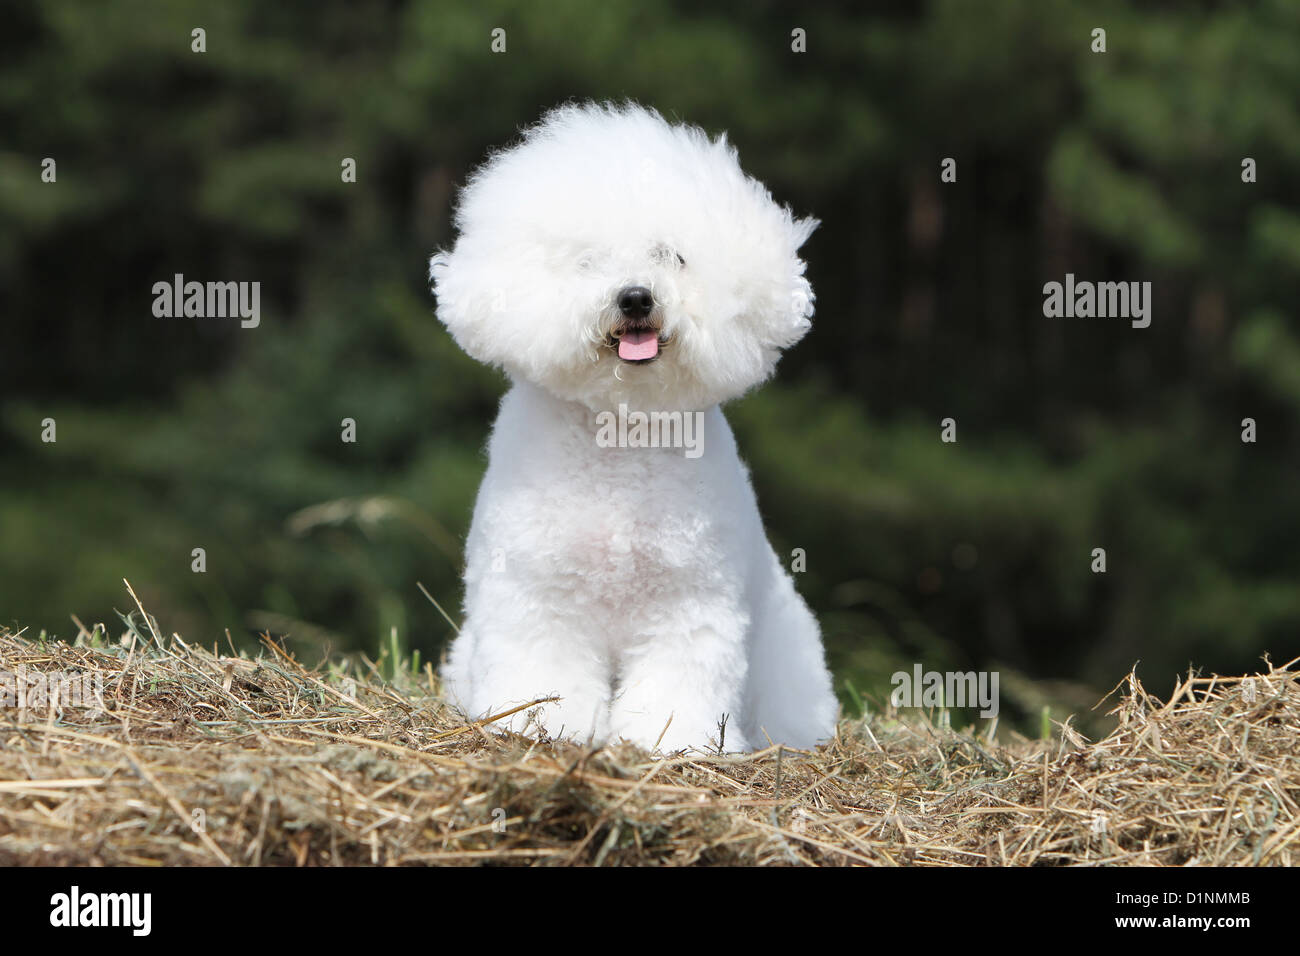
609;285;666;363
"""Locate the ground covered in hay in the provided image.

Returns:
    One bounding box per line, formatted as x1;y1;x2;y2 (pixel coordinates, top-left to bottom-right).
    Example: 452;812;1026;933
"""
1;615;1297;866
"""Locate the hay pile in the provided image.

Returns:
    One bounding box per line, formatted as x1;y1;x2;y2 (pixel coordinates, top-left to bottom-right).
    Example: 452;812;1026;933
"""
1;612;1297;866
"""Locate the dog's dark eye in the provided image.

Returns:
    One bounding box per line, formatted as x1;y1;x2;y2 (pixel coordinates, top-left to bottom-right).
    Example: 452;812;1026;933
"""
652;244;686;268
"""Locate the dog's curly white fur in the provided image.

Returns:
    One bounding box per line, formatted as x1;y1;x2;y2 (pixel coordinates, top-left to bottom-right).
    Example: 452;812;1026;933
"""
430;102;837;753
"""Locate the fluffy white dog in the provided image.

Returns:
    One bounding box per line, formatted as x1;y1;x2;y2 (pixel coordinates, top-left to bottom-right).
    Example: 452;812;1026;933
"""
430;102;837;753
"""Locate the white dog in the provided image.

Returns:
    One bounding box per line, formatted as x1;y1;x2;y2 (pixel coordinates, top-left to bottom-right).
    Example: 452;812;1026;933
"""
430;102;837;753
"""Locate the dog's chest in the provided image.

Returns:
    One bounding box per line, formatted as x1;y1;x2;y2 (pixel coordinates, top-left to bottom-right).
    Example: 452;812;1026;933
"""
541;449;706;585
481;387;739;599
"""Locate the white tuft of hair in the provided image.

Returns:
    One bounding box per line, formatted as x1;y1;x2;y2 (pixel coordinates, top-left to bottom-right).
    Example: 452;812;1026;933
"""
430;101;818;411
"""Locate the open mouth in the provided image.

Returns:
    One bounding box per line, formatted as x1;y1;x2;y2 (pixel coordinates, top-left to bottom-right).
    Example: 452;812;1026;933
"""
608;322;666;363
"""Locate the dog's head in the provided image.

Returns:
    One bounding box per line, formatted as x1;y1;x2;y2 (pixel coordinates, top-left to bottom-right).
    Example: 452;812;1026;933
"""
430;102;818;410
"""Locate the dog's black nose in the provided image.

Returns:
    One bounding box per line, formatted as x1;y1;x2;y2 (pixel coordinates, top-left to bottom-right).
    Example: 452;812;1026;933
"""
617;286;654;319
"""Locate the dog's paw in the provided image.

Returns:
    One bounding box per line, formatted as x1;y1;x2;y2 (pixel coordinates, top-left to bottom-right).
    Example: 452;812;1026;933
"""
611;710;748;755
472;693;609;746
658;724;750;755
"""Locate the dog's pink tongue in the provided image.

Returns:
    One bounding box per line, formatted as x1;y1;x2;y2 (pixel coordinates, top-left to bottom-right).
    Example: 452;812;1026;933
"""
618;330;659;361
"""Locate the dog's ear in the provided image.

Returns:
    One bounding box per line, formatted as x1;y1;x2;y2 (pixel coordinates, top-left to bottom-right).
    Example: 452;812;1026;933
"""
761;272;813;351
428;250;451;309
428;250;455;331
430;246;534;372
429;249;492;363
771;216;818;348
791;273;814;329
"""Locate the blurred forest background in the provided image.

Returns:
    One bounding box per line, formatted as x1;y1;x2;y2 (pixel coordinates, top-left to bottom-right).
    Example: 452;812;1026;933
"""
2;0;1298;733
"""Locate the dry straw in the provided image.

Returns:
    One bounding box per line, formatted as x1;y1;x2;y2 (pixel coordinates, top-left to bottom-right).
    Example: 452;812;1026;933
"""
1;608;1296;866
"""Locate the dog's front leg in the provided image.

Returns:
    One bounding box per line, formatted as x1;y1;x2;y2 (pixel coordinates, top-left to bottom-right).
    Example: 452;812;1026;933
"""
607;605;751;753
443;603;614;745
